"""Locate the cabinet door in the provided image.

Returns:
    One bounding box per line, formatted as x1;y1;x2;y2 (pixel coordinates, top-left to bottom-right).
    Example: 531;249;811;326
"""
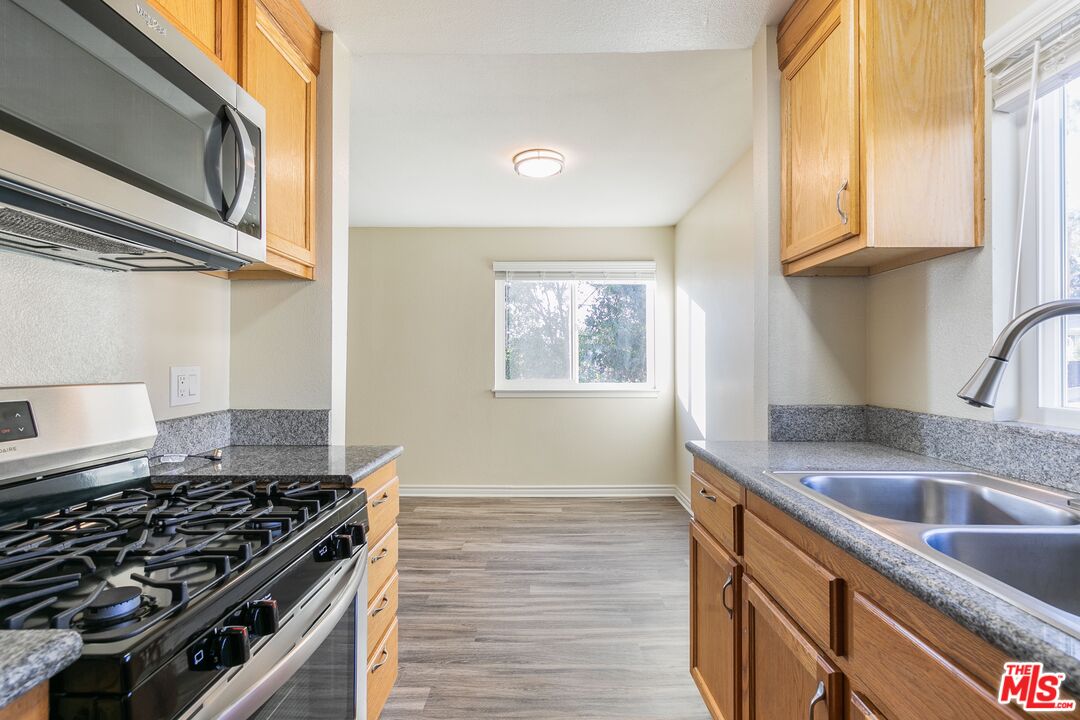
850;690;886;719
240;0;318;279
780;0;860;262
743;577;841;720
690;521;740;720
147;0;239;78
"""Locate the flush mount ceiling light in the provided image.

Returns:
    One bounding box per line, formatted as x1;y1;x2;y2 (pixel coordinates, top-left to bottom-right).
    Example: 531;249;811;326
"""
513;148;565;178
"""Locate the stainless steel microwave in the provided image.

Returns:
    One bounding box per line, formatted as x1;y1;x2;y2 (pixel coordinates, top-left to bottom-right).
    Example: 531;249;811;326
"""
0;0;266;271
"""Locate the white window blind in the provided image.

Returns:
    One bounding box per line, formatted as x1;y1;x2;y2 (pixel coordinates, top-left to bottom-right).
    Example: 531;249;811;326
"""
988;0;1080;112
492;261;656;282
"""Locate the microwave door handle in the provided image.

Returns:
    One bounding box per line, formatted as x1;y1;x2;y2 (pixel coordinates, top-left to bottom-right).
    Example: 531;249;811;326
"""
223;105;256;225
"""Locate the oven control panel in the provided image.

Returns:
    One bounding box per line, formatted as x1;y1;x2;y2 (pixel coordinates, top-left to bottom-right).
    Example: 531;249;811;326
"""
0;402;35;443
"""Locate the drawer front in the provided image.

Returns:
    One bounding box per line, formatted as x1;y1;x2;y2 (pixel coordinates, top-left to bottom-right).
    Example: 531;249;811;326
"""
367;620;399;720
850;594;1021;720
354;461;397;495
367;572;399;661
367;525;399;604
367;476;400;544
691;474;741;555
692;459;744;503
743;512;843;655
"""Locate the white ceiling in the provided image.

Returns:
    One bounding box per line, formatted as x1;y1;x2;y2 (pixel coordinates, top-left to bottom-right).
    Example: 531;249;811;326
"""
303;0;783;227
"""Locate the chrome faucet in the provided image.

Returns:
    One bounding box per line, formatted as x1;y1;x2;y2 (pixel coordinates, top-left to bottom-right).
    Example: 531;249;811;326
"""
958;299;1080;408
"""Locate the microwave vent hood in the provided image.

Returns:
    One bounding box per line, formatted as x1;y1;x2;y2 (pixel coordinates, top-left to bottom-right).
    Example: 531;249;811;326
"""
0;180;246;272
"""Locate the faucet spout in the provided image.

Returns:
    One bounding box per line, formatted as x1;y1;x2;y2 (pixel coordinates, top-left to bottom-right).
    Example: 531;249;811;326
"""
958;299;1080;408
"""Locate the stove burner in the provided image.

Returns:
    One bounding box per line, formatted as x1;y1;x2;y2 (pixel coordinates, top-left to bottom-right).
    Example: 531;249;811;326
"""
85;586;142;624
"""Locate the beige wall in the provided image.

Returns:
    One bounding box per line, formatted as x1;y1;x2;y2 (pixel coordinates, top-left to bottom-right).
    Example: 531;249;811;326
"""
347;227;676;489
0;254;230;420
230;33;351;441
675;150;765;493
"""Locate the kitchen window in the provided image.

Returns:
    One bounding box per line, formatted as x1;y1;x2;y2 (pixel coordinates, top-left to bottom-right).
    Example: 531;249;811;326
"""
493;262;657;397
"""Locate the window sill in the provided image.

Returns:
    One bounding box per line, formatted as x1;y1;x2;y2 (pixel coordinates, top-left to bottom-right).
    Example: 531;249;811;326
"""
493;389;660;399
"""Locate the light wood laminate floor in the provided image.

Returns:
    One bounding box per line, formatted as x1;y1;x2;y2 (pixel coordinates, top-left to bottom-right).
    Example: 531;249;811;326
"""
379;497;710;720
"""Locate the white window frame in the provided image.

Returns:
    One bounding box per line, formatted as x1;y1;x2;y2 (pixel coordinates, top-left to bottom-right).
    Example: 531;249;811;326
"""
988;0;1080;429
493;261;658;398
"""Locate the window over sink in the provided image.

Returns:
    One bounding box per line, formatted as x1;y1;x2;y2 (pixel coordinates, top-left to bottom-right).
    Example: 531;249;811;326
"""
493;262;657;397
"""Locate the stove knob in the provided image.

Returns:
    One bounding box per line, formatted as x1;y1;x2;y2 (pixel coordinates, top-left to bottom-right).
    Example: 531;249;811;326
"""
189;626;250;670
333;533;354;558
244;599;280;636
346;523;367;547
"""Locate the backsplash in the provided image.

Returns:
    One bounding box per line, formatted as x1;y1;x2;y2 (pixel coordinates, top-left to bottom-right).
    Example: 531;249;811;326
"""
153;409;330;456
769;404;1080;494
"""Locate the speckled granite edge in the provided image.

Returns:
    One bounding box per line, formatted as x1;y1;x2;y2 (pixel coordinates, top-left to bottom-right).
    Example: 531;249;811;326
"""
686;440;1080;694
153;409;330;457
769;405;868;442
231;410;329;446
151;445;404;486
0;630;81;709
769;404;1080;493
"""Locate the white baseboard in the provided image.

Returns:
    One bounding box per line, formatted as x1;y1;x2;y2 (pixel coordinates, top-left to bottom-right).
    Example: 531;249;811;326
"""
399;484;686;501
673;487;692;515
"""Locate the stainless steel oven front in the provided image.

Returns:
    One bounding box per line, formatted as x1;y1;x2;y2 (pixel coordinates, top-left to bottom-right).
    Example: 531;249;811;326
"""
0;0;265;268
183;546;369;720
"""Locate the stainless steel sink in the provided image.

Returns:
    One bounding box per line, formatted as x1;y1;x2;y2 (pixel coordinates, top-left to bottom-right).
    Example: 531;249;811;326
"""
767;470;1080;636
799;473;1080;526
923;527;1080;617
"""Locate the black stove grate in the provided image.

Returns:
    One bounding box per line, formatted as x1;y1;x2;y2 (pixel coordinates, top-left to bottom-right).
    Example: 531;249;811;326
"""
0;478;345;641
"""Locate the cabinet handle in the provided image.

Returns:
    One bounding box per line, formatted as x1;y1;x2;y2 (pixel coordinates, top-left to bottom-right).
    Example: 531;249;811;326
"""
808;680;827;719
721;573;734;619
698;487;717;502
371;648;390;673
835;180;849;225
372;493;391;507
371;548;389;564
371;595;391;616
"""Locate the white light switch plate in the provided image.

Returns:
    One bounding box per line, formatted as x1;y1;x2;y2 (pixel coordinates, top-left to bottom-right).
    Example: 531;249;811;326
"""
170;366;201;407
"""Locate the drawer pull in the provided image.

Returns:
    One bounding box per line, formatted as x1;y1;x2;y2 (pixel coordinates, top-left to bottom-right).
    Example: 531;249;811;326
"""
721;573;734;619
371;548;389;564
371;648;389;673
808;680;826;719
372;493;391;507
835;180;849;225
371;595;391;616
698;487;717;502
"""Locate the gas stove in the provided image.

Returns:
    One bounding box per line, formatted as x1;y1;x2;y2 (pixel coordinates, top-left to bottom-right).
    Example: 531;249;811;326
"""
0;385;370;720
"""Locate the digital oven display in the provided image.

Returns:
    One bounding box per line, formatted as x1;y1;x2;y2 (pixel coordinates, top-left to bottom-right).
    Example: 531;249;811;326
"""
0;402;36;442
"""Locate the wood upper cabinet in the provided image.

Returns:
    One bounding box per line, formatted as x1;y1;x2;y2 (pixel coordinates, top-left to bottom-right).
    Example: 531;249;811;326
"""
690;521;740;720
742;577;842;720
234;0;320;280
780;0;859;264
777;0;983;276
146;0;239;78
743;578;842;720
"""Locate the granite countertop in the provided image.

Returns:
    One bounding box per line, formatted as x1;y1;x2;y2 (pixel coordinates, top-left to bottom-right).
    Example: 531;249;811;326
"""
151;444;403;486
687;440;1080;694
0;630;81;709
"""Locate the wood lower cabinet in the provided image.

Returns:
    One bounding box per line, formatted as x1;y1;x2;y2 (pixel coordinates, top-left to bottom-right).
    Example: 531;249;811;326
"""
146;0;239;78
234;0;319;280
0;683;47;720
743;577;842;720
777;0;983;276
690;521;740;720
354;460;401;720
850;690;886;719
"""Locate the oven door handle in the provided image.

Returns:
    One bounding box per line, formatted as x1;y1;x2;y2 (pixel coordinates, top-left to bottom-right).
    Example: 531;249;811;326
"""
213;552;367;720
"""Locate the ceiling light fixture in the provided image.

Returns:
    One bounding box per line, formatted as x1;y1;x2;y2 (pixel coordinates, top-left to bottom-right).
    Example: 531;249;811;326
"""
513;148;564;178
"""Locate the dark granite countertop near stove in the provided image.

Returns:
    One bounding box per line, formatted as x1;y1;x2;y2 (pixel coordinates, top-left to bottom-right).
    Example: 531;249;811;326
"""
151;445;403;487
686;440;1080;695
0;630;81;709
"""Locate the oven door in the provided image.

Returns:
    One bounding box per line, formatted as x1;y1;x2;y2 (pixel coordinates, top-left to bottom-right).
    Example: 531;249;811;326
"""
183;550;368;720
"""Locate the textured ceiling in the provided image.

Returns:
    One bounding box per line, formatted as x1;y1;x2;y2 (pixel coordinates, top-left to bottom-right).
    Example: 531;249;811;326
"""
302;0;782;227
305;0;793;55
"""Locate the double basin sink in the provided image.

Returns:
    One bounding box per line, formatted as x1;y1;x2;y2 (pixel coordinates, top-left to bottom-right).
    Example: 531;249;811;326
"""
767;470;1080;636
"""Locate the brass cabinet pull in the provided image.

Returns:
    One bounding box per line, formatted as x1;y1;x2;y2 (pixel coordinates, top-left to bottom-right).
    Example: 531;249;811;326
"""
836;180;849;224
698;487;717;502
721;573;734;619
371;648;390;673
808;680;827;719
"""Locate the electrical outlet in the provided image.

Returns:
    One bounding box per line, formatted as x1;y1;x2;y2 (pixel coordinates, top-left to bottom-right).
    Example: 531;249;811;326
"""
170;366;201;407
